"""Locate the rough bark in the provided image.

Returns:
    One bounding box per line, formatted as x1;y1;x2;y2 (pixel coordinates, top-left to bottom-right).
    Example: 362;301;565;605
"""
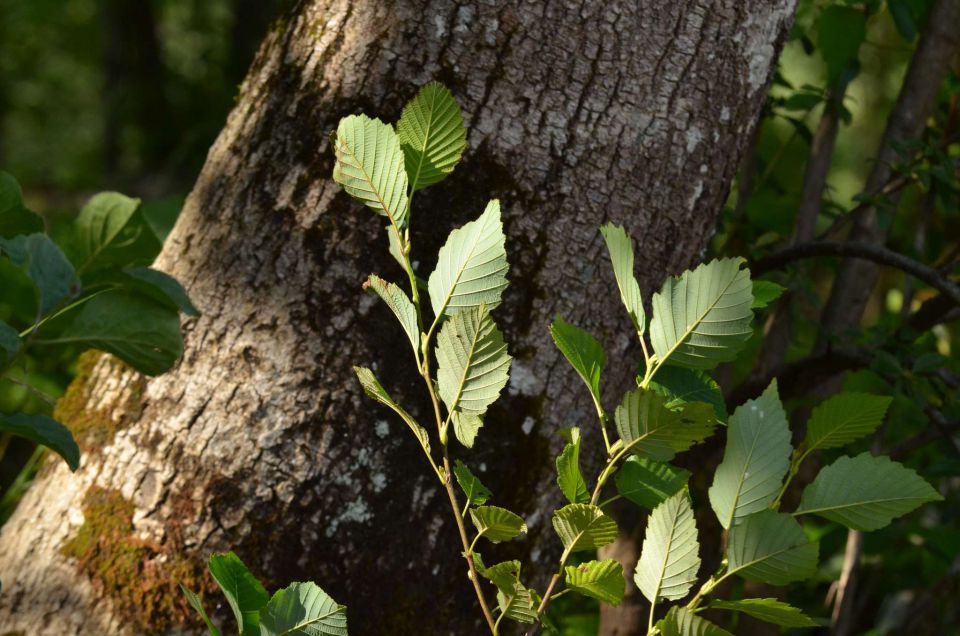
0;1;795;634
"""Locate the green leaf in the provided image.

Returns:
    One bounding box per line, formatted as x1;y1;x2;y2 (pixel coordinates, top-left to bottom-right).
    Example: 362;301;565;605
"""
708;381;791;529
0;413;80;471
709;598;818;628
397;82;467;191
0;233;76;314
479;561;537;624
470;506;527;543
659;607;733;636
599;224;645;336
750;280;786;309
552;504;618;553
51;291;183;376
556;427;590;504
427;200;508;318
649;258;753;369
550;316;605;417
648;366;727;420
614;457;690;509
795;453;942;530
0;171;44;237
332;114;409;230
259;582;348;636
353;367;431;455
121;267;200;316
451;411;484;448
635;491;700;603
364;275;419;358
436;304;511;417
0;320;21;363
180;584;223;636
74;192;157;272
453;459;492;507
817;6;866;82
727;510;818;585
207;552;269;636
564;559;625;606
803;393;892;454
613;389;717;461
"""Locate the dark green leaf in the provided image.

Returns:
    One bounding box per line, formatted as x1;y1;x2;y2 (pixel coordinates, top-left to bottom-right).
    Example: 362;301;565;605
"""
0;233;76;314
614;389;717;461
453;459;492;507
0;171;43;237
0;413;80;471
727;510;818;585
180;584;222;636
648;366;726;420
709;598;818;628
817;6;866;81
0;320;21;363
49;291;183;376
550;316;606;417
750;280;786;309
614;457;690;509
556;427;590;504
74;192;159;272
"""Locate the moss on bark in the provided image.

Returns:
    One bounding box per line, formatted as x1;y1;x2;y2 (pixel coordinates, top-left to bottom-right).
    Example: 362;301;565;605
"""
61;486;213;635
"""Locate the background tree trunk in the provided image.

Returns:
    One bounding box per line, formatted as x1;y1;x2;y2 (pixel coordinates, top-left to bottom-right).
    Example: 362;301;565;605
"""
0;1;795;634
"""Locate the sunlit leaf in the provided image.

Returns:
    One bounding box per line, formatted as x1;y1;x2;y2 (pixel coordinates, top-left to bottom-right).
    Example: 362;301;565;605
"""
470;506;527;543
709;598;818;628
550;316;605;417
259;582;348;636
600;224;645;336
333;114;409;230
709;381;791;529
635;491;700;603
556;427;590;504
552;504;618;552
565;559;625;606
353;366;431;455
397;82;467;191
614;389;716;461
649;258;753;369
73;192;155;272
750;280;786;309
451;411;484;448
364;275;420;358
659;607;733;636
207;552;269;636
803;393;892;454
727;510;818;585
795;453;942;531
428;200;508;318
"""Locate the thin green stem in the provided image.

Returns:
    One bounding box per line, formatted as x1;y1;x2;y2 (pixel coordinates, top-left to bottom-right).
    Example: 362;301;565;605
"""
492;607;506;635
19;288;110;338
648;598;656;634
468;532;481;555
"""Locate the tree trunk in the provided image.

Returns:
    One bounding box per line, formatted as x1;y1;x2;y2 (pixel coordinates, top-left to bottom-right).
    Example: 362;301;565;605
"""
0;1;795;634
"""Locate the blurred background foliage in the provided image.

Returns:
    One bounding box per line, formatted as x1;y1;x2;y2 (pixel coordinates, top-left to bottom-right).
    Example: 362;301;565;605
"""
0;0;957;633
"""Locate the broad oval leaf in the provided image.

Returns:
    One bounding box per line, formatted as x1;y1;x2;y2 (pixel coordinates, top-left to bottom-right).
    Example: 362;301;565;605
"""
727;510;818;585
73;192;149;272
635;491;701;603
436;304;511;417
614;389;716;461
614;457;690;509
207;552;269;636
751;280;786;309
364;274;419;358
354;367;431;454
565;559;625;606
470;505;527;543
550;316;606;417
427;200;508;318
50;291;182;376
333;114;409;230
397;82;467;191
708;380;791;529
795;453;942;530
648;366;727;420
552;504;618;553
659;607;733;636
556;427;590;504
649;258;753;369
600;224;645;336
709;598;819;628
0;233;76;314
0;413;80;471
259;581;348;636
451;411;484;448
453;459;492;507
803;393;892;454
84;266;200;317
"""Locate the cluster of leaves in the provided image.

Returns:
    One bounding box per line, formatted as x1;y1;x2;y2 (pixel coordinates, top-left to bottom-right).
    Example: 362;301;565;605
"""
336;83;944;635
0;171;196;473
182;552;347;636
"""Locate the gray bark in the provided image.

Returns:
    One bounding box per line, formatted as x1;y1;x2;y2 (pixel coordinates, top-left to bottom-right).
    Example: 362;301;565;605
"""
0;1;795;634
